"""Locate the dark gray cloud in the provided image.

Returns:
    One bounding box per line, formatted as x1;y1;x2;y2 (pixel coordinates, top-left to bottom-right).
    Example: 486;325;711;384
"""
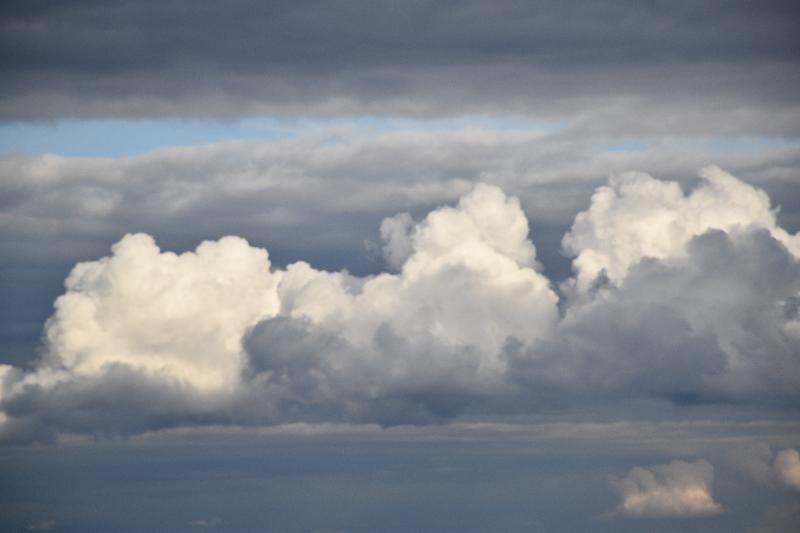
0;364;229;444
2;0;799;132
511;228;800;406
243;317;508;426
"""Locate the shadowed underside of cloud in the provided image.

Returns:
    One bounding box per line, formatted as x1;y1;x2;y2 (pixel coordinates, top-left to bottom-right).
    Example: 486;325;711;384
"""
1;0;799;133
0;167;798;443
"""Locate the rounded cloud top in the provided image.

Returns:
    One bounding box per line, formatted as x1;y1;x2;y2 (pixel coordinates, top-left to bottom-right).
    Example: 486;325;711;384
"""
0;168;798;443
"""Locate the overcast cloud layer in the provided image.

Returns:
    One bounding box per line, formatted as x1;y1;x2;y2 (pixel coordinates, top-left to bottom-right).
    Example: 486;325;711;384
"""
2;0;799;134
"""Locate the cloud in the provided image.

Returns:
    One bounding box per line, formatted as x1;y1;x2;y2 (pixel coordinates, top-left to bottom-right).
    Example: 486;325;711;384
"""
44;233;281;392
513;226;800;404
2;128;797;277
0;182;559;437
727;443;777;486
1;1;799;132
612;459;722;517
26;520;56;531
2;128;797;365
0;167;798;442
190;518;220;528
241;182;558;423
773;448;800;490
728;445;800;491
562;165;800;293
6;418;796;533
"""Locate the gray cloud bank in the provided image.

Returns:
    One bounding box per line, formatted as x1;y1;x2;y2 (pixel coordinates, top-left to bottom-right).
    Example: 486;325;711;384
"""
2;0;799;133
1;166;798;443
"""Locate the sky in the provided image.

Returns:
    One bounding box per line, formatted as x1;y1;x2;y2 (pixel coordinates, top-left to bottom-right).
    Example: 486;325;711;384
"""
1;1;800;532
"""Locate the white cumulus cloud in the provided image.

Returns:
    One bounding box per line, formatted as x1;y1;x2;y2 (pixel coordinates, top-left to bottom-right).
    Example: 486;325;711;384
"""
0;168;798;442
774;448;800;490
0;183;559;437
41;233;281;392
563;166;800;293
613;459;722;518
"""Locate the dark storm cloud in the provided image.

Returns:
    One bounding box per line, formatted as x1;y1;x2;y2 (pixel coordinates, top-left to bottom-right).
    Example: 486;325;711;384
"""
2;0;799;130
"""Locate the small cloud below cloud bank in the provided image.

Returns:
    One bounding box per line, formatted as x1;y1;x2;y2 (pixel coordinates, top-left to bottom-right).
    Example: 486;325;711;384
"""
190;518;220;528
0;166;798;442
26;520;56;531
774;448;800;490
728;445;800;491
612;459;722;518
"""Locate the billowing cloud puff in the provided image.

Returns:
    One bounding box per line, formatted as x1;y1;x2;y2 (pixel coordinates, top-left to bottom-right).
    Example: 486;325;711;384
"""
0;168;798;442
774;448;800;490
0;235;282;441
512;226;800;403
42;234;281;392
563;166;800;293
242;184;559;424
279;183;556;354
612;459;722;517
0;183;558;437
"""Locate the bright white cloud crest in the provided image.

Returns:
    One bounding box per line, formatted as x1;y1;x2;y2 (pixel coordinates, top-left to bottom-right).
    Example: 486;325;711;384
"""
563;166;800;292
0;167;798;441
282;182;556;355
613;459;722;517
774;448;800;490
43;234;281;392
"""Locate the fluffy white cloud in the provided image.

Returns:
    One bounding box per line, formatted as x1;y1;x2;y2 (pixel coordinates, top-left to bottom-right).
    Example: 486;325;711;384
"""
613;459;722;517
0;168;798;441
245;183;559;423
0;183;559;436
563;166;800;293
774;448;800;490
40;233;281;392
273;182;557;355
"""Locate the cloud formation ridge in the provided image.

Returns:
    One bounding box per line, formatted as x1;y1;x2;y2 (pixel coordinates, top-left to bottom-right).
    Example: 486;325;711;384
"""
1;167;798;442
